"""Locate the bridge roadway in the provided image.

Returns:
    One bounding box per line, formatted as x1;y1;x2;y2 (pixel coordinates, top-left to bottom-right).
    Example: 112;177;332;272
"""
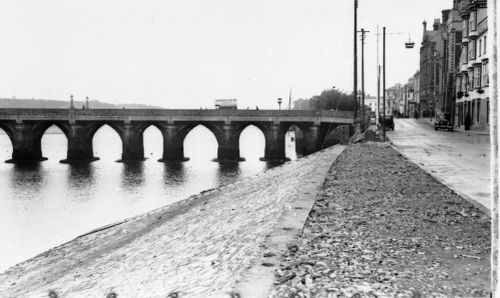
0;108;354;163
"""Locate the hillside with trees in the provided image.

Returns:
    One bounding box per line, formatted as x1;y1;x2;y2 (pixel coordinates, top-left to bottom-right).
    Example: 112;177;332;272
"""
0;98;162;109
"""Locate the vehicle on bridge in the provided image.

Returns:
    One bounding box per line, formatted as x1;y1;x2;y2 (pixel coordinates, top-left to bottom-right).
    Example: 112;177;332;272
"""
214;99;237;110
434;113;454;131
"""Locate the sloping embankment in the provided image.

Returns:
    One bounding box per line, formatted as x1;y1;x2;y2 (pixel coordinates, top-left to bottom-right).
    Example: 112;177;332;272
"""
0;146;345;297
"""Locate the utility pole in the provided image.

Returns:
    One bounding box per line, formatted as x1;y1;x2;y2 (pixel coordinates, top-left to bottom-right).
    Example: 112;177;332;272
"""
383;27;386;141
353;0;358;123
359;28;369;131
377;25;380;124
377;65;381;124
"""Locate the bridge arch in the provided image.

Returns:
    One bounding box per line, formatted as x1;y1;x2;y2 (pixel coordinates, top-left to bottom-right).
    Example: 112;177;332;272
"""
141;124;164;160
286;124;305;159
182;123;219;161
90;123;124;161
238;123;266;161
36;123;70;162
0;123;13;160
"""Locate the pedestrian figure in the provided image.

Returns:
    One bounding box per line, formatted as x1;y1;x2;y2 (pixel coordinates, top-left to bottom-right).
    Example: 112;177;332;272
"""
256;106;259;110
464;112;471;130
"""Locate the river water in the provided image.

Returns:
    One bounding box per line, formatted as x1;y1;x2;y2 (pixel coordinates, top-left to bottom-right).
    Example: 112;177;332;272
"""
0;125;298;272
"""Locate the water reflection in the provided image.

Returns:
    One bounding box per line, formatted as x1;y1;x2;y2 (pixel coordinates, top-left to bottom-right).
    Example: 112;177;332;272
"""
120;162;145;190
216;162;241;185
162;161;186;186
67;163;95;189
10;163;46;194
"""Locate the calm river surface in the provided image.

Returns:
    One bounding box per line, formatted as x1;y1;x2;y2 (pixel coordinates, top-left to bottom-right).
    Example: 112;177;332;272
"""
0;125;298;272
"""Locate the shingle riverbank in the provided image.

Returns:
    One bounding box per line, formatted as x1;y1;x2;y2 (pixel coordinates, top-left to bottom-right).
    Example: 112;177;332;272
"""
0;146;346;297
271;142;491;297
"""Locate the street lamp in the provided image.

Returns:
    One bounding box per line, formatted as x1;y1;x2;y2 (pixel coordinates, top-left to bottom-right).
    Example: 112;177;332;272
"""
277;97;283;110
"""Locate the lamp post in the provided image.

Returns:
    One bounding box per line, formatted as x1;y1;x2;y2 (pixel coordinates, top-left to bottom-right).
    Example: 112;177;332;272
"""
70;94;74;109
85;96;89;109
277;97;283;110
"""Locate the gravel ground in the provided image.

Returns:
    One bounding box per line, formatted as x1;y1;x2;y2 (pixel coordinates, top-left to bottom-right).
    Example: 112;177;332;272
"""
270;142;491;297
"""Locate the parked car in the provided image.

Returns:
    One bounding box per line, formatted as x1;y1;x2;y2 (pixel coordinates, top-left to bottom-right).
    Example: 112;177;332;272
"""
369;112;376;125
378;114;394;130
434;116;454;131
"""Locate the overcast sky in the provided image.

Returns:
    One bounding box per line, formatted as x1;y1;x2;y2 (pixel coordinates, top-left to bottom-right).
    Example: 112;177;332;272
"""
0;0;452;109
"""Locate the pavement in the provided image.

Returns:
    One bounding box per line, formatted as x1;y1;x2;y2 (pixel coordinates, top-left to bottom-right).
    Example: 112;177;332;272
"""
0;145;346;297
386;118;491;213
418;117;490;135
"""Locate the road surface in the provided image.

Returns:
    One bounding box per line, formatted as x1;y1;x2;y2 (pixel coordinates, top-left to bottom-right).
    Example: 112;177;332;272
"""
386;118;491;213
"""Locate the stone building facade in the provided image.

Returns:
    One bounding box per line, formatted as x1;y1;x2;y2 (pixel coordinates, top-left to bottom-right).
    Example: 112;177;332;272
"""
439;8;463;120
385;84;403;116
454;0;489;131
419;19;445;117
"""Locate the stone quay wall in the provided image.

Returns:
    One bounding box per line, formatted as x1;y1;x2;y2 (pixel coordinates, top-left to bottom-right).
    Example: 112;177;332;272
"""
0;145;346;297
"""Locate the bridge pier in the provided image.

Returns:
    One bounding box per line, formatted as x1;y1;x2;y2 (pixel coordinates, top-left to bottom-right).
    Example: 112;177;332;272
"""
302;125;322;156
6;123;47;163
216;125;243;162
60;124;99;164
120;124;145;162
159;124;189;162
261;124;288;162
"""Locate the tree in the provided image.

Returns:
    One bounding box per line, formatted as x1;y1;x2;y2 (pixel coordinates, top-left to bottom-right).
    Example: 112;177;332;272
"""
307;88;355;111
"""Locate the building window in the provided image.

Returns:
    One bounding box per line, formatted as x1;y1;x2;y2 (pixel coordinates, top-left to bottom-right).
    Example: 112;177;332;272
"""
484;36;487;54
474;66;481;88
483;62;489;86
487;100;489;123
470;11;477;32
469;69;474;89
477;99;481;123
479;39;482;57
462;74;468;91
469;40;476;60
456;76;462;92
462;45;468;64
472;100;475;123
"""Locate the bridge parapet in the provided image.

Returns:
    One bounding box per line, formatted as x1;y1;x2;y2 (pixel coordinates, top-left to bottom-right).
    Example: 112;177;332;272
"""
0;108;353;124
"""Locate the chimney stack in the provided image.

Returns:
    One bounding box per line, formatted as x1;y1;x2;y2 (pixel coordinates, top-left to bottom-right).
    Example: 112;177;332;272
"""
442;9;451;25
433;18;440;30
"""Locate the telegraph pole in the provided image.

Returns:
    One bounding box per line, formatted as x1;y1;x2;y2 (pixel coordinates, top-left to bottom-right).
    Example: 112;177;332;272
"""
377;25;380;124
353;0;358;123
377;65;381;124
382;27;386;141
359;28;369;131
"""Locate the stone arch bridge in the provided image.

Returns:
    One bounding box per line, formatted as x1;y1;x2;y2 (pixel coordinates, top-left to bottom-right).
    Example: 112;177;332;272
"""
0;109;353;164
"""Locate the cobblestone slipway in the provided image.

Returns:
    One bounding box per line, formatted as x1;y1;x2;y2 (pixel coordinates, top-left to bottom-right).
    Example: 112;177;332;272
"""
0;146;346;297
